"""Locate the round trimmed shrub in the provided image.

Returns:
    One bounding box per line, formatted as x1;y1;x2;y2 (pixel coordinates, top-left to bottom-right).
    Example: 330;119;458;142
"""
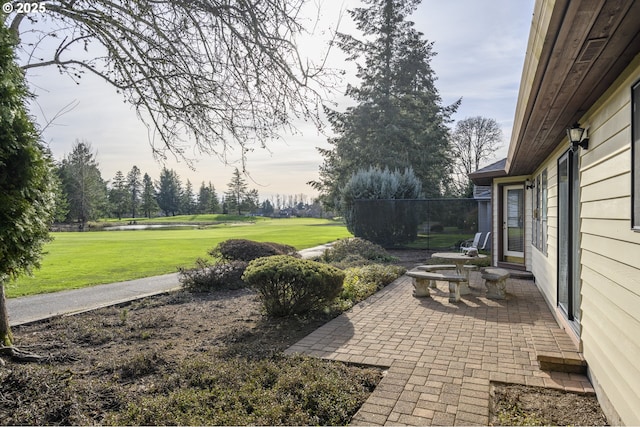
210;239;299;262
242;255;345;317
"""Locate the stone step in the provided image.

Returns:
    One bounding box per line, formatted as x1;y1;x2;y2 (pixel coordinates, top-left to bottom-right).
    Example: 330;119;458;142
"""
537;351;587;374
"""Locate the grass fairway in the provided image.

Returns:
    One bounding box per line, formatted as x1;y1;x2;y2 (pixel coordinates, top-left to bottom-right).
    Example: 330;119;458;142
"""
8;218;351;298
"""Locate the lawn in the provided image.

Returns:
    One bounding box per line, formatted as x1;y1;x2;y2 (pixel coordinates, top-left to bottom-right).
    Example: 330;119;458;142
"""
8;217;351;298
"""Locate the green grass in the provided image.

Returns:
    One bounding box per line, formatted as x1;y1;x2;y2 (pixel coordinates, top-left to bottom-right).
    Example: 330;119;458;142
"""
8;218;351;298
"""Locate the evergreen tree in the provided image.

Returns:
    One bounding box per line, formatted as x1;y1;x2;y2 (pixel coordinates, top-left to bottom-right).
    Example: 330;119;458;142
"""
197;181;212;214
208;182;220;214
181;179;196;214
51;168;69;223
197;181;220;214
126;165;142;218
243;189;260;214
341;166;422;245
0;24;57;350
155;168;182;216
225;168;248;215
58;140;108;227
312;0;459;208
261;199;275;216
108;170;129;220
140;173;158;218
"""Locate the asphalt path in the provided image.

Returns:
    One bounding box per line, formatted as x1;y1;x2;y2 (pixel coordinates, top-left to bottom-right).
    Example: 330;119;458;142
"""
7;243;334;326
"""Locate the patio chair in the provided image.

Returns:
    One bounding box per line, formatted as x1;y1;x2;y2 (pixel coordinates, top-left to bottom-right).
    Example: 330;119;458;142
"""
460;232;482;253
479;232;491;251
462;232;492;254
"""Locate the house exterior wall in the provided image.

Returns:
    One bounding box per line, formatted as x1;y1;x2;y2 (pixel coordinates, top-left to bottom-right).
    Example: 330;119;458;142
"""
527;53;640;425
577;53;640;426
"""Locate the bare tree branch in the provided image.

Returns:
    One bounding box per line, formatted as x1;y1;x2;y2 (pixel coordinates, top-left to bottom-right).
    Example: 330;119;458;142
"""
450;116;503;195
7;0;335;168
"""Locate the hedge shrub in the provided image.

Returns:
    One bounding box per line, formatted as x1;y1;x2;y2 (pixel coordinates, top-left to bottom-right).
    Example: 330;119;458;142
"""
340;264;406;304
340;167;422;246
179;259;248;292
242;255;345;317
210;239;299;262
321;238;397;265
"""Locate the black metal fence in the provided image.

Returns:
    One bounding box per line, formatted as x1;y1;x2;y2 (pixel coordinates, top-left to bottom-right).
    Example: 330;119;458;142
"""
351;198;479;250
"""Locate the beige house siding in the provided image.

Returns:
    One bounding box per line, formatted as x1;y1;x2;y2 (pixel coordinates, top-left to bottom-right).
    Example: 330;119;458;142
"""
525;54;640;425
576;54;640;425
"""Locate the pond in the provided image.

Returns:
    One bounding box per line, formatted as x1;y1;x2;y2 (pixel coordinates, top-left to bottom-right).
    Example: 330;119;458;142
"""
102;224;199;231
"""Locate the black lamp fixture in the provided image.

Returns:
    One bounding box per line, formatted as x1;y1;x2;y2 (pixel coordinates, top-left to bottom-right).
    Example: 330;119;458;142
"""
567;123;589;151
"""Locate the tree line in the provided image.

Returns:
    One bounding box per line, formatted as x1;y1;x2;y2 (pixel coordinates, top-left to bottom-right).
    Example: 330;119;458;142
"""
53;140;317;227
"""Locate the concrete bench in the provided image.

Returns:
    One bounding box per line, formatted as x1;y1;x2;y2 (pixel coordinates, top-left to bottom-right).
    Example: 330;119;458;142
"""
481;267;510;299
413;265;457;290
415;265;456;286
415;264;457;272
406;270;467;302
417;264;477;294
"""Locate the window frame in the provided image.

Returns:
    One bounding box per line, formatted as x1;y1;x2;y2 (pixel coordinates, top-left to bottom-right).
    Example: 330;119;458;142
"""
632;79;640;230
532;169;548;254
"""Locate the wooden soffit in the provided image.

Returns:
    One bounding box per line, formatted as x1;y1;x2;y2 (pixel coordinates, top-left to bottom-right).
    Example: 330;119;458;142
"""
506;0;640;176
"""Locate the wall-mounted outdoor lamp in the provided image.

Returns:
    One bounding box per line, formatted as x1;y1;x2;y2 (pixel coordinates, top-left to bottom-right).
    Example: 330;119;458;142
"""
525;179;535;190
567;123;589;151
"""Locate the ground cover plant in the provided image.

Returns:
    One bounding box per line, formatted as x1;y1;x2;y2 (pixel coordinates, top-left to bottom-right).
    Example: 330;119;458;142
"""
9;217;350;297
339;264;406;309
1;289;382;425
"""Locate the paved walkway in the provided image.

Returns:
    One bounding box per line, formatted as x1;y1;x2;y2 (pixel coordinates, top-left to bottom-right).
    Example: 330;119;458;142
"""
285;271;593;426
7;273;182;326
7;244;330;326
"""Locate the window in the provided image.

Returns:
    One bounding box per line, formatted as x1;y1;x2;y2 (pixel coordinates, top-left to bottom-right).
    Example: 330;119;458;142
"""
532;169;548;254
633;80;640;229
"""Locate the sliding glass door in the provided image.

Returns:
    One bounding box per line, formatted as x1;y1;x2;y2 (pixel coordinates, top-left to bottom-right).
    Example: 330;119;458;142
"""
558;150;581;332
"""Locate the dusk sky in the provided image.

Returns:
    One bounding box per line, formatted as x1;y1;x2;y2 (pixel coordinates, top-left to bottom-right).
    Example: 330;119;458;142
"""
22;0;535;200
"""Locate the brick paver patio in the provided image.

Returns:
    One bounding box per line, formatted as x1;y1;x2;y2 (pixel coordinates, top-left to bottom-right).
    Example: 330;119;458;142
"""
285;271;593;425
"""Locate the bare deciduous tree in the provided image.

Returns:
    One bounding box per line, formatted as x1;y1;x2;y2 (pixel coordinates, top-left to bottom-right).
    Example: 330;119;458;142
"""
450;116;502;196
6;0;333;167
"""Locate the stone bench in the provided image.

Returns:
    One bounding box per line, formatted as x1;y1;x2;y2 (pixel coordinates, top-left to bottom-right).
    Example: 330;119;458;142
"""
419;264;477;291
414;265;457;287
481;267;510;299
415;264;457;272
406;270;467;302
